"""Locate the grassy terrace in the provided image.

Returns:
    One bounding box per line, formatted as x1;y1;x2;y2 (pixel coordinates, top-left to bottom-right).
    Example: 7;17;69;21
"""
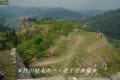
30;31;120;78
0;50;16;80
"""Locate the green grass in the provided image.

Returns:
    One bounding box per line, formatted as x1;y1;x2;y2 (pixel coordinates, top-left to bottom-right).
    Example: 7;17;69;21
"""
97;44;120;77
0;50;16;80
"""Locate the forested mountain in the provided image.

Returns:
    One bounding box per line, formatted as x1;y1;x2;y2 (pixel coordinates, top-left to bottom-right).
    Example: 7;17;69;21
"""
87;9;120;39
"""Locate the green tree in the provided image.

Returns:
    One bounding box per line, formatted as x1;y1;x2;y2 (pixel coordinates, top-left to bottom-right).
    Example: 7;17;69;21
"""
6;30;18;49
17;39;38;61
0;32;6;50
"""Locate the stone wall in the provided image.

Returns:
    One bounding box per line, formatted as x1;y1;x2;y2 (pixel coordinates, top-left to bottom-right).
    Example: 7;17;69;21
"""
17;72;120;80
11;48;32;79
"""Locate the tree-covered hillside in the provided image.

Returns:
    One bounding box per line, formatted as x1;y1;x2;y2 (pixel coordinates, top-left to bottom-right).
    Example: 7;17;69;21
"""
87;9;120;39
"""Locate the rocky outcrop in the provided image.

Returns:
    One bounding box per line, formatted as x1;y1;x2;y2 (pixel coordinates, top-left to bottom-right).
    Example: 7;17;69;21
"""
11;48;32;79
111;72;120;80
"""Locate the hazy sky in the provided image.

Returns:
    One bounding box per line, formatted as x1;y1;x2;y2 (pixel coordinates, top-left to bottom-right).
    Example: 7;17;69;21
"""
10;0;120;11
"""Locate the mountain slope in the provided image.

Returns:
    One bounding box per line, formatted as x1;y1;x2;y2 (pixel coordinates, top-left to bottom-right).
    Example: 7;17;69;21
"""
80;10;106;17
87;9;120;39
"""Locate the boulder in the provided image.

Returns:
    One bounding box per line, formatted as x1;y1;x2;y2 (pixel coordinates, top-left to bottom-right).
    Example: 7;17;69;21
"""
11;48;16;58
68;77;78;80
111;72;120;80
79;78;110;80
0;71;5;80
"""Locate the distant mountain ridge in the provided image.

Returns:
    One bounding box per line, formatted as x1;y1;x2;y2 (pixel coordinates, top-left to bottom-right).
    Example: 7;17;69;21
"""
0;6;109;29
0;6;83;28
0;6;82;19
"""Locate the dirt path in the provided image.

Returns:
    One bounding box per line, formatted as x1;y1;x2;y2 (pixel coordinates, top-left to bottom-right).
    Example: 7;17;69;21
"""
30;35;84;67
